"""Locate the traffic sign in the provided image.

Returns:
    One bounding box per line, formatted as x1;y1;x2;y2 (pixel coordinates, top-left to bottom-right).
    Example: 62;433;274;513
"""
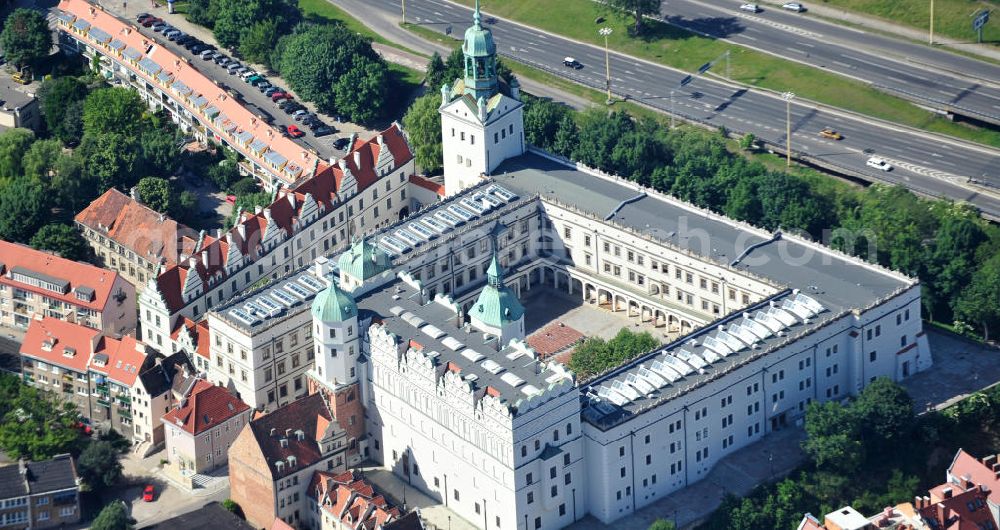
973;9;990;31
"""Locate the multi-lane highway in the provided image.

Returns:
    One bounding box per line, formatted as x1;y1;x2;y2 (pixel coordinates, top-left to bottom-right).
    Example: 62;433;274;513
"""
657;0;1000;126
338;0;1000;217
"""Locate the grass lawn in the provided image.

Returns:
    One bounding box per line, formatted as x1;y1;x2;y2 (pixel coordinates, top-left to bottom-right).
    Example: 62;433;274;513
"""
448;0;1000;148
817;0;1000;46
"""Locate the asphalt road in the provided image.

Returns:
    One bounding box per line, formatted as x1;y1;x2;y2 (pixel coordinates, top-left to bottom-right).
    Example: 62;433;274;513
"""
341;0;1000;218
659;0;1000;125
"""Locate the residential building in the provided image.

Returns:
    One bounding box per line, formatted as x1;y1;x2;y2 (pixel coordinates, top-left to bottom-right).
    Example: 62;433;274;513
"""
162;379;251;475
19;317;192;445
228;393;350;529
0;455;80;530
305;470;410;530
139;501;256;529
137;125;413;356
0;240;136;335
74;188;199;293
0;75;40;132
54;0;322;190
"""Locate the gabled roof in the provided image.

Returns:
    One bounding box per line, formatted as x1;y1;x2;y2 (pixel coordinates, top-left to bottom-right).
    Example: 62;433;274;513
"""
161;379;249;435
309;469;404;530
20;317;102;374
247;393;338;479
408;175;445;197
949;449;1000;506
0;240;124;312
74;189;199;267
88;334;149;387
0;454;78;500
137;350;194;398
337;238;392;284
151;124;412;316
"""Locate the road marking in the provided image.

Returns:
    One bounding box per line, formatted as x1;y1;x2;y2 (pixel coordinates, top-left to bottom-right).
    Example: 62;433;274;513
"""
796;42;815;48
735;12;822;38
434;11;443;16
741;35;757;41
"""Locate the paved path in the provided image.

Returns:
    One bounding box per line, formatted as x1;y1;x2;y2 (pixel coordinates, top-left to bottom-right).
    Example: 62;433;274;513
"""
114;449;230;528
757;0;1000;64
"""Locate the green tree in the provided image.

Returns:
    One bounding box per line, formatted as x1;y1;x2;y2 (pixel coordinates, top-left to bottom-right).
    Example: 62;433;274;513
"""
21;138;63;185
213;0;297;50
81;133;141;191
239;19;279;67
0;9;52;67
569;328;658;378
186;0;219;28
523;98;569;151
50;153;91;211
572;109;634;171
802;400;862;473
77;440;123;489
37;77;89;142
851;377;914;456
332;56;389;124
955;254;1000;341
139;126;180;177
402;94;443;174
0;178;46;243
426;51;447;90
552;114;578;157
173;191;199;225
60;100;86;147
739;132;756;151
227;191;272;228
0;128;35;182
91;501;133;530
605;0;660;35
29;224;89;261
136;177;174;214
0;374;80;460
82;88;145;138
230;177;260;196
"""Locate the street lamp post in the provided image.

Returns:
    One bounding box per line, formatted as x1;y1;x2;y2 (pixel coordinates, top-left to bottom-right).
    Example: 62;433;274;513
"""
929;0;934;44
782;91;795;167
599;27;613;104
401;0;406;24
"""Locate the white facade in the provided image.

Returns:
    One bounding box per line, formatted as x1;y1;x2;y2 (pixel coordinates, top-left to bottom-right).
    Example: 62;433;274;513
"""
441;93;525;196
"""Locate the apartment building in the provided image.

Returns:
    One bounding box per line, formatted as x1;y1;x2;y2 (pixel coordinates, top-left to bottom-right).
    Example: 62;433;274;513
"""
0;240;136;335
0;455;80;530
54;0;322;190
162;379;251;475
74;188;199;293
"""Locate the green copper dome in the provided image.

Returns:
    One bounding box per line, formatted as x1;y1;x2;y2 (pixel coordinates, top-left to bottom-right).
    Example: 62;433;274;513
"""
337;238;392;282
461;0;499;101
463;1;496;57
471;253;525;327
311;280;356;323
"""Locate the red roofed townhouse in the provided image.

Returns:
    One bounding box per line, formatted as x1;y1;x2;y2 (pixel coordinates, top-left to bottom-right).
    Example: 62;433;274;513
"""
20;317;196;448
137;125;413;359
74;188;199;295
228;393;350;529
0;240;136;336
54;0;322;191
161;379;251;477
306;469;419;530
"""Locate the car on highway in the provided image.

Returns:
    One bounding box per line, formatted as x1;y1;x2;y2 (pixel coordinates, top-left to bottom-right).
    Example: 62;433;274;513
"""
287;124;305;138
782;2;805;11
563;57;583;69
819;127;843;140
866;157;892;171
739;3;761;12
142;485;155;502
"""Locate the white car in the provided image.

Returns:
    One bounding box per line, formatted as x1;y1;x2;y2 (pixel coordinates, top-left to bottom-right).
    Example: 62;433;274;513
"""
782;2;805;11
740;3;761;12
866;157;893;171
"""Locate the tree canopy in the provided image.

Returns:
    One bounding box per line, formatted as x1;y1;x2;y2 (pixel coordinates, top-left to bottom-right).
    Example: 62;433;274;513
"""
38;77;90;143
605;0;660;35
402;94;443;174
29;224;89;261
569;328;659;379
77;440;123;489
0;8;52;67
91;501;134;530
0;373;81;460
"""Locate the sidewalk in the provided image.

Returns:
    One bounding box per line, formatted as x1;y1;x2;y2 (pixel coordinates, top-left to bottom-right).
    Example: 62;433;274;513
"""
759;0;1000;63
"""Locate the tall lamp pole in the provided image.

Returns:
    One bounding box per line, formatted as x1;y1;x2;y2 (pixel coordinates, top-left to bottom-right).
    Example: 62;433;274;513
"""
402;0;406;24
599;27;613;104
782;91;795;167
929;0;934;44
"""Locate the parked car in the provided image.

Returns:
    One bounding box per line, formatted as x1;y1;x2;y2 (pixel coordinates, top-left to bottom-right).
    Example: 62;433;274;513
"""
152;22;168;32
240;70;259;81
214;55;230;66
142;17;160;27
278;124;289;137
200;50;217;60
314;126;335;137
782;2;805;11
167;31;185;41
190;44;207;54
819;127;843;140
225;194;237;204
143;485;155;502
184;39;202;50
176;35;192;46
271;92;289;102
333;137;350;150
287;125;305;138
226;62;242;74
257;82;272;92
739;3;761;12
292;109;309;121
264;87;280;97
866;157;892;171
283;103;303;115
250;77;268;88
136;13;152;23
562;57;582;69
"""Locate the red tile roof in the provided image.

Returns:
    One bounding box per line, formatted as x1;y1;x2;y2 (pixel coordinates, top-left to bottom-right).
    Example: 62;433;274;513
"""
21;317;149;385
74;189;199;268
195;320;211;360
57;0;322;185
161;379;250;435
309;470;403;530
0;240;124;311
270;519;296;530
527;322;584;358
408;175;445;197
20;317;101;374
247;393;337;479
919;485;995;530
948;450;1000;506
152;125;412;315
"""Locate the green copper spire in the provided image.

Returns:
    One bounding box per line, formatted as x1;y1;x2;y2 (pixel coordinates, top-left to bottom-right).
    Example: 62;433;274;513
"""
471;252;524;328
462;0;498;100
337;238;392;283
487;253;503;288
311;280;356;323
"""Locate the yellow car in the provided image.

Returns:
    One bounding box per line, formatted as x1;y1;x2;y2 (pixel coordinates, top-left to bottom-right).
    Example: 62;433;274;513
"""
819;127;843;140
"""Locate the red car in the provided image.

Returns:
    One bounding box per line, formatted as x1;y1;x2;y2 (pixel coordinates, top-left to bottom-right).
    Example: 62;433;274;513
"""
74;421;93;436
142;485;155;502
270;92;289;102
287;125;305;138
141;17;160;27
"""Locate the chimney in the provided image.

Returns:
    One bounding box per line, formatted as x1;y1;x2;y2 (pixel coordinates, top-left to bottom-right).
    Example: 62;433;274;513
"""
338;159;347;172
915;496;922;509
287;193;296;208
943;487;953;499
353;151;361;168
285;428;292;438
237;223;246;241
225;232;234;247
201;251;209;269
270;427;277;437
984;455;997;468
348;133;357;149
263;208;272;223
376;134;384;146
188;257;198;270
